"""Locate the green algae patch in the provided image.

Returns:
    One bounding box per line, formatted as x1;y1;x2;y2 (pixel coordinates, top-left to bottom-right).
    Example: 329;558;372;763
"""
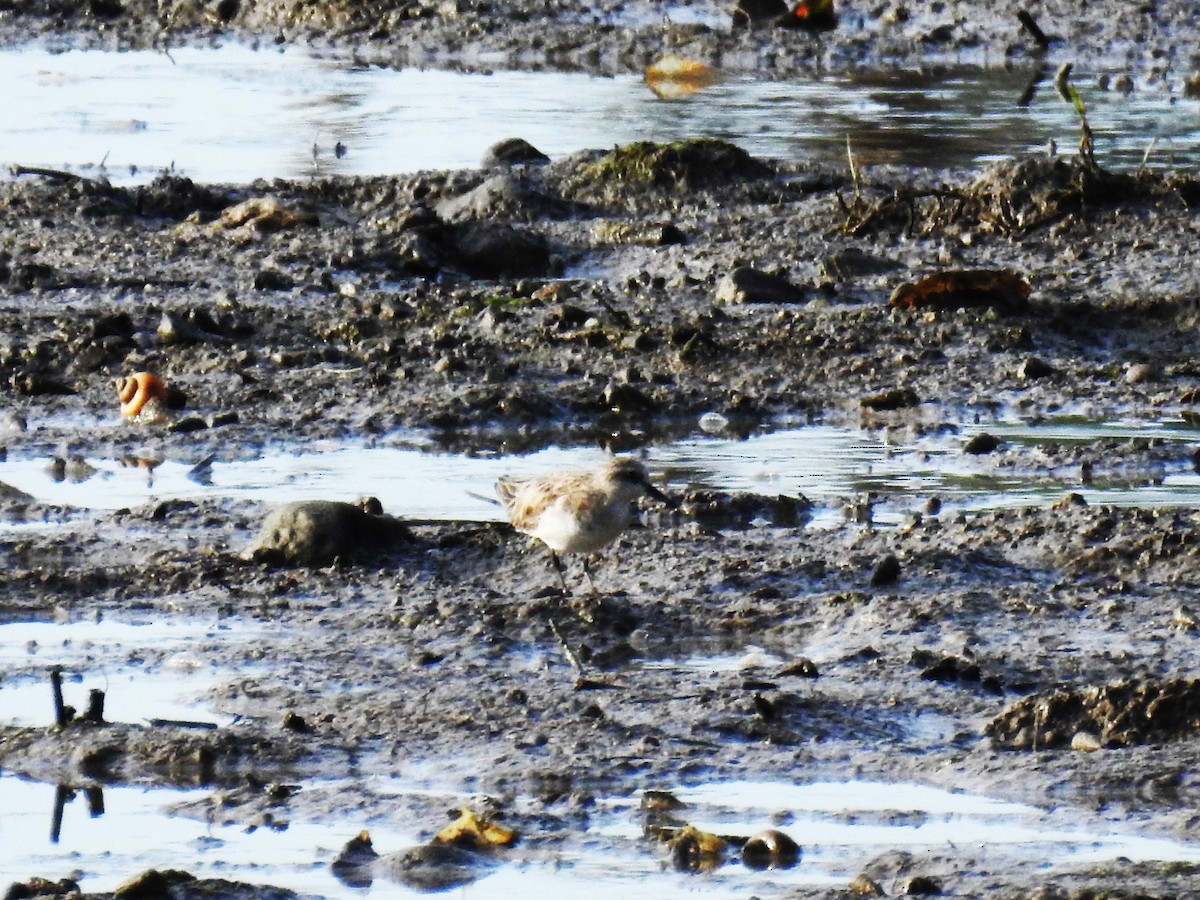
577;139;772;191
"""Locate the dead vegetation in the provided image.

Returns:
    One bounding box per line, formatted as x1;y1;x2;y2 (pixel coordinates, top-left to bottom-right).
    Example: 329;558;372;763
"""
838;155;1200;238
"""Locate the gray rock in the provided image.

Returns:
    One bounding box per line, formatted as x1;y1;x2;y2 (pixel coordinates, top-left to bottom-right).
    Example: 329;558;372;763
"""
482;137;550;168
378;844;485;891
820;249;903;282
963;433;1000;455
249;498;412;566
454;223;552;278
436;173;572;224
870;553;901;587
0;479;33;501
332;834;492;893
1020;356;1056;379
716;266;806;304
390;230;444;275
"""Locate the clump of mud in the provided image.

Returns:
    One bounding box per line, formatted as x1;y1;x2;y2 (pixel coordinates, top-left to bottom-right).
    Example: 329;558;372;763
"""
561;139;775;205
839;155;1200;239
987;677;1200;750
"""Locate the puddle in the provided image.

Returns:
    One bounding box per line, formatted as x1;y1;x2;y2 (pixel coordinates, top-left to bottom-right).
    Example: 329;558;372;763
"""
5;773;1199;896
651;780;1200;874
3;44;1198;184
0;617;253;668
0;618;253;727
641;645;788;673
0;775;418;896
0;672;231;729
1;419;1198;526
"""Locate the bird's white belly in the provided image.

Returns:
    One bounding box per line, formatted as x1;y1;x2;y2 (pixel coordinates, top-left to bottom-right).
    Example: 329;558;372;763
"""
530;500;627;554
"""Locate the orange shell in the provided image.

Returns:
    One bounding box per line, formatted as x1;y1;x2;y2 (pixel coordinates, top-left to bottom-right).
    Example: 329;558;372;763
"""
116;371;168;419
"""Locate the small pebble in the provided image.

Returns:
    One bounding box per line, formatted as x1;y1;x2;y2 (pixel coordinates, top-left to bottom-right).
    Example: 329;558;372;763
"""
870;554;901;587
1172;605;1198;631
1020;357;1055;379
1124;362;1158;384
963;433;1000;455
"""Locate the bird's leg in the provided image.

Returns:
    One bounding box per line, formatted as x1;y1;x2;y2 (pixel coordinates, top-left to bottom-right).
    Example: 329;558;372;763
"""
582;556;599;595
549;551;570;594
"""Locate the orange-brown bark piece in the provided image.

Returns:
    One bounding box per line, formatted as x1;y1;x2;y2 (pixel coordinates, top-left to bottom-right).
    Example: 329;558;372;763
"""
888;269;1031;312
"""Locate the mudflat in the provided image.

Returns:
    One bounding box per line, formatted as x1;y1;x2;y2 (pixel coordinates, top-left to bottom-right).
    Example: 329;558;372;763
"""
4;2;1200;898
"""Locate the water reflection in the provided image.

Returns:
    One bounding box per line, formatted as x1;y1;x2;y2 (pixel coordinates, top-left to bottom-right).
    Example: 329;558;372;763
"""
2;45;1196;184
0;618;250;732
1;420;1199;524
7;771;1197;897
0;775;414;896
51;783;106;844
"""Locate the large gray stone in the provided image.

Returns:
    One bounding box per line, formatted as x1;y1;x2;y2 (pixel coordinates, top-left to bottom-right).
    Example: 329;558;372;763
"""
249;498;411;566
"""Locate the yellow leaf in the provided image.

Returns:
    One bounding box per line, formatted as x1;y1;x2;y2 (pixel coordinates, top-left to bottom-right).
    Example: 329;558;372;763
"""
433;809;516;849
644;55;719;99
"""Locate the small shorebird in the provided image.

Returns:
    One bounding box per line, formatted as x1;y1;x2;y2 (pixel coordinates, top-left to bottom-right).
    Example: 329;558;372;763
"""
496;458;675;592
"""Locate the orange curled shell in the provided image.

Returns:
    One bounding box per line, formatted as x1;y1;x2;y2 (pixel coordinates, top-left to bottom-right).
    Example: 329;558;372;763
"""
116;371;168;419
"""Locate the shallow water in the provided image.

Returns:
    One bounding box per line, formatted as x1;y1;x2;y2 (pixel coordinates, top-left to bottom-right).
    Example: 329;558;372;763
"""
3;44;1197;184
659;780;1200;870
0;774;419;896
3;772;1198;896
640;645;789;673
0;618;252;727
0;418;1196;527
0;672;231;728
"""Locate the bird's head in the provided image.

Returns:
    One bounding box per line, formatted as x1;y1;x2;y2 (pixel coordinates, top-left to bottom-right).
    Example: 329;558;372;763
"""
606;458;677;508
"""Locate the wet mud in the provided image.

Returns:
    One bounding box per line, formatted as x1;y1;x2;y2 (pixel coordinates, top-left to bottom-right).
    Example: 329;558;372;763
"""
5;2;1200;897
3;0;1200;82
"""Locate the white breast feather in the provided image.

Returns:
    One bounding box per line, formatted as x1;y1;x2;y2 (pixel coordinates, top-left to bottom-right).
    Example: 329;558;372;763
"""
529;499;585;553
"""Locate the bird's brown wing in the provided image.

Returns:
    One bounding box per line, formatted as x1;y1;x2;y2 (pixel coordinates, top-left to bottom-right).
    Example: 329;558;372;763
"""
494;476;524;511
495;472;590;533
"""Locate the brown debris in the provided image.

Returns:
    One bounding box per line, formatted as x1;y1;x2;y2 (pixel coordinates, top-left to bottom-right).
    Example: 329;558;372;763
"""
840;155;1200;240
114;869;196;899
4;877;80;899
889;269;1031;312
668;824;728;872
850;873;887;896
987;676;1200;750
641;789;687;812
216;197;318;233
861;388;920;411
